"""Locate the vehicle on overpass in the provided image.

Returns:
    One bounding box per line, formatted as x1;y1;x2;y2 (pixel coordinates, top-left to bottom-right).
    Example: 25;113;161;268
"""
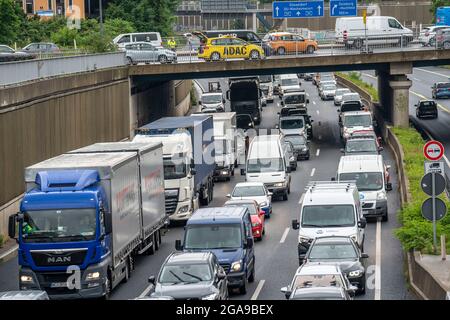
175;207;256;295
415;100;438;119
280;264;357;300
147;252;229;300
133;116;216;221
242;135;292;201
291;181;366;263
340;111;375;141
224;199;266;241
0;44;34;62
334;88;352;106
436;28;450;49
22;42;60;54
9;142;167;299
303;236;369;294
431;81;450;98
283;134;310;160
227;77;262;125
125;42;177;64
113;32;162;49
200;30;271;55
419;25;450;47
263;32;318;55
199;92;225;112
337;155;392;221
335;16;413;49
226;182;273;218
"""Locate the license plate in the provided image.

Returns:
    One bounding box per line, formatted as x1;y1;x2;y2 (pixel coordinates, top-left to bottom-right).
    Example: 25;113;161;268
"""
50;282;67;288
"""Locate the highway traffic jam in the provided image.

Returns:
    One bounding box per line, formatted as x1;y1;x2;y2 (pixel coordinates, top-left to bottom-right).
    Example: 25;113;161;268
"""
1;71;412;301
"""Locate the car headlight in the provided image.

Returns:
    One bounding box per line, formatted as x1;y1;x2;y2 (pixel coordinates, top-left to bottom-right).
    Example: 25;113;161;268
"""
260;201;268;207
177;205;189;214
231;261;242;272
377;191;386;200
299;236;310;243
274;182;284;187
302;147;308;151
348;270;363;277
202;293;218;300
86;272;101;281
20;275;34;283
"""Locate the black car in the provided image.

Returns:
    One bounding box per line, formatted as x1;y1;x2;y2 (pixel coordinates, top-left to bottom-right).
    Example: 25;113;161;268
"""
415;100;438;119
284;134;310;160
148;252;228;300
236;114;255;131
304;73;314;81
338;101;365;122
302;236;369;294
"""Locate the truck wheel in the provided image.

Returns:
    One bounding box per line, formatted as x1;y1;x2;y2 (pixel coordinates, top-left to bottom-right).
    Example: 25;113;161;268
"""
102;273;112;300
154;232;160;251
147;237;156;255
209;180;214;201
122;260;130;283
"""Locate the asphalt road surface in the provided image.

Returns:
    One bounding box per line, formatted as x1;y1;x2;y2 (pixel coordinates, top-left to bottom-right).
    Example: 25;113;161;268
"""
0;75;416;300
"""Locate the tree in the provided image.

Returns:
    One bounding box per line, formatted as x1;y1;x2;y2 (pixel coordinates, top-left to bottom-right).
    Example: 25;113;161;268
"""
0;0;23;45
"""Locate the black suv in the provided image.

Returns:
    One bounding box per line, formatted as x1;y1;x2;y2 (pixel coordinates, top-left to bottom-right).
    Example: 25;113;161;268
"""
415;100;438;119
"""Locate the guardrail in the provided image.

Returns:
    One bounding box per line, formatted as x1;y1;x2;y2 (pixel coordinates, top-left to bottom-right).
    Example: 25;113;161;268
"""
0;52;126;87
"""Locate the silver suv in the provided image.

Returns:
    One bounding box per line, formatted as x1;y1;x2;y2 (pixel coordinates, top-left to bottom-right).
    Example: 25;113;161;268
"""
125;42;177;64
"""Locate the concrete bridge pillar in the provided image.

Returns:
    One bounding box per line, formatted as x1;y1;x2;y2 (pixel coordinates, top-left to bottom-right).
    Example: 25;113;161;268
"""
389;75;412;128
376;70;392;122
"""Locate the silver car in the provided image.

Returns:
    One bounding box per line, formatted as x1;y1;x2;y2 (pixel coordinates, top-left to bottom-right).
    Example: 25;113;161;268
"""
125;42;177;64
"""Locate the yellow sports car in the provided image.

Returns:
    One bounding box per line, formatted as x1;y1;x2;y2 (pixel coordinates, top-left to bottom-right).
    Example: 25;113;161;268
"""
194;33;265;61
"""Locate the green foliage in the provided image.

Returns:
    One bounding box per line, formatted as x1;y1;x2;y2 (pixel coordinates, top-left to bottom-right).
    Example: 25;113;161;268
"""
336;72;379;102
232;19;245;30
190;84;197;107
0;233;4;248
0;0;23;45
51;26;79;48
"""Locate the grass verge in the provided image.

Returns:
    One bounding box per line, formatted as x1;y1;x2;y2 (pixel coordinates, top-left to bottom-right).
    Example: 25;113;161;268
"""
336;71;379;102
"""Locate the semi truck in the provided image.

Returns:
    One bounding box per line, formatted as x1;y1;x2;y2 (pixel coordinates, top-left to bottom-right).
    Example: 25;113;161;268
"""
227;77;262;125
133;115;216;222
8;142;166;299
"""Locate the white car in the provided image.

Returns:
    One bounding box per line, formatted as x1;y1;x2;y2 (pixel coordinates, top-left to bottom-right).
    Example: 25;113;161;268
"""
279;74;301;97
277;116;306;136
341;92;362;106
200;92;225;112
227;182;273;217
320;84;337;100
419;25;450;47
334;88;352;106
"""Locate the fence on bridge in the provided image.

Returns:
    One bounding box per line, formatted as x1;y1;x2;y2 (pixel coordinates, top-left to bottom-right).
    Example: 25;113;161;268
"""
0;52;126;87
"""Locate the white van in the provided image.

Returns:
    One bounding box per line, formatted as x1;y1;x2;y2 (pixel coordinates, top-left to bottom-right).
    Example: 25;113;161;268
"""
113;32;163;49
336;155;392;221
292;181;366;264
278;74;301;97
335;16;413;48
340;111;374;141
241;135;292;201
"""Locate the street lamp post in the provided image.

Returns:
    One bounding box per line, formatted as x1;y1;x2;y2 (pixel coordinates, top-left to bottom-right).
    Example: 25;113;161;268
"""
99;0;104;35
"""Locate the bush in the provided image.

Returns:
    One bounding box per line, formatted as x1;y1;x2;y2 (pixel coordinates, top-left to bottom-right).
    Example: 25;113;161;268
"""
335;72;379;102
0;234;4;248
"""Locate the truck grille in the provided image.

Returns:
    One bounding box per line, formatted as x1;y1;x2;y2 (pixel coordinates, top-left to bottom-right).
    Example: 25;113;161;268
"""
165;189;179;215
31;249;87;267
220;263;231;273
362;202;374;209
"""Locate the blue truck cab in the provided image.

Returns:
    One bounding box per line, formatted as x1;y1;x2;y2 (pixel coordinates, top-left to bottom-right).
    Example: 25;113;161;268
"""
175;207;255;294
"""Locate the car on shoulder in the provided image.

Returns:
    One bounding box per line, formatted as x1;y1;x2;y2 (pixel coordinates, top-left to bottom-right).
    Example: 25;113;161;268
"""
303;236;369;294
280;264;357;300
283;134;310;160
415;99;438;119
147;252;228;300
263;32;318;55
125;42;177;64
226;182;273;217
432;82;450;99
223;199;266;240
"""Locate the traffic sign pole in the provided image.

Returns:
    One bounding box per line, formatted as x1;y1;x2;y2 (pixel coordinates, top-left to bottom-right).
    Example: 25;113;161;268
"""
432;172;437;253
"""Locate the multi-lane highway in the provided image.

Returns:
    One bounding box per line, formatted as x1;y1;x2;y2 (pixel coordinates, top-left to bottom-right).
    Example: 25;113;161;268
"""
0;75;417;300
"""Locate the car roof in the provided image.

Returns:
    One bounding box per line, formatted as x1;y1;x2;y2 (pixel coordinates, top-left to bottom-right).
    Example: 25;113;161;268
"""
202;92;222;96
301;181;358;205
338;155;383;173
188;206;247;224
167;252;212;264
297;263;342;276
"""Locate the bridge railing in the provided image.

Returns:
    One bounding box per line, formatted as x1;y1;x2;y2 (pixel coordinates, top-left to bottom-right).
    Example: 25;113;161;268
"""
0;52;126;87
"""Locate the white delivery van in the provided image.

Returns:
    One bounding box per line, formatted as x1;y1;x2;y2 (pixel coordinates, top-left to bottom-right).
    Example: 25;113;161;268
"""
113;32;163;49
278;74;301;97
292;181;366;264
340;111;374;141
337;155;392;222
335;16;413;48
242;135;292;201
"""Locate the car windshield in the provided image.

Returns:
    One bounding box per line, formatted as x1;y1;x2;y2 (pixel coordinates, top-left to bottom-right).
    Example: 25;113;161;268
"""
259;75;272;83
284;94;305;104
284;135;306;146
247;158;284;173
163;158;187;180
336;89;351;96
237;116;252;129
22;209;96;242
320;75;334;81
339;172;383;191
293;274;344;289
345;140;378;153
308;243;358;260
344;115;372;127
323;85;336;90
341;103;363;112
202;94;222;104
159;263;212;284
0;46;14;53
343;93;360;101
232;186;265;197
215;139;228;155
282;78;298;86
420;101;437;108
184;224;242;249
281;118;304;129
225;203;257;215
301;205;355;227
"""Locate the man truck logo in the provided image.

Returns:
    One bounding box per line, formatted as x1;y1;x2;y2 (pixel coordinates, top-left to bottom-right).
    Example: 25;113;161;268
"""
48;256;71;263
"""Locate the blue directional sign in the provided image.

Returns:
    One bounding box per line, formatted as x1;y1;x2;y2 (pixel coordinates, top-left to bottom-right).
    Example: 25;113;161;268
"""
330;0;357;17
272;1;325;19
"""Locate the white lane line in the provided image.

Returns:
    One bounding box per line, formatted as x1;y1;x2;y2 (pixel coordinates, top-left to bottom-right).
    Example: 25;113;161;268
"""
415;67;450;78
374;219;382;301
139;284;154;298
316;149;320;157
413;77;420;81
410;90;450;114
251;279;266;300
280;227;290;244
310;168;316;177
316;110;320;115
362;73;377;80
313;101;316;105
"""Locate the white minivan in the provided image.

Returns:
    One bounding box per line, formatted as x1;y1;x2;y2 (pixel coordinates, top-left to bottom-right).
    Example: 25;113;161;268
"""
241;135;292;201
113;32;163;49
335;16;413;48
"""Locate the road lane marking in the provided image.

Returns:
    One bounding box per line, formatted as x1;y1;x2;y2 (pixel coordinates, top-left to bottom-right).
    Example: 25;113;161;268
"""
410;90;450;114
310;168;316;177
313;101;316;105
362;73;377;80
375;219;382;300
139;284;154;298
316;149;320;157
251;279;266;300
413;77;420;81
280;227;290;243
416;67;450;78
316;110;320;115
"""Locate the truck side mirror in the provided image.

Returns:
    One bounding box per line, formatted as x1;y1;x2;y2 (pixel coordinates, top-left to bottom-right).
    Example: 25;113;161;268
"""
340;148;345;153
337;109;341;112
281;286;292;299
223;98;226;104
286;167;291;173
331;177;336;181
292;219;300;230
281;101;284;106
8;214;18;239
358;218;367;229
190;159;195;169
175;239;183;251
199;101;202;105
386;182;393;191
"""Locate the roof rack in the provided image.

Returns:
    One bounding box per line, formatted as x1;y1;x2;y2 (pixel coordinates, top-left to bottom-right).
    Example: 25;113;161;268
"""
305;181;357;193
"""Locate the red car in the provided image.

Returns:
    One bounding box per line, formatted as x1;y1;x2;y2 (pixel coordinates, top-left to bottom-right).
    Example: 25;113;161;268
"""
223;199;266;241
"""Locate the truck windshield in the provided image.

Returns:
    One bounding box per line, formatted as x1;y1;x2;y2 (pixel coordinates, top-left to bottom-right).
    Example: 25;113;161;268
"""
343;115;371;127
281;118;304;129
202;94;222;104
159;263;212;284
184;224;242;249
163;159;187;180
339;172;383;191
247;158;284;173
284;94;305;104
301;205;355;227
22;209;96;242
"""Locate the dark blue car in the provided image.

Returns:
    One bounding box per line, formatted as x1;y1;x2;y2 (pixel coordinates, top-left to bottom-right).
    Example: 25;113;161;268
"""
175;206;256;295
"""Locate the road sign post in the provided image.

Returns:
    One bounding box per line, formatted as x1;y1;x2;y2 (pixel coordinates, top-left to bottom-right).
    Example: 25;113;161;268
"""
272;1;324;19
362;9;368;53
